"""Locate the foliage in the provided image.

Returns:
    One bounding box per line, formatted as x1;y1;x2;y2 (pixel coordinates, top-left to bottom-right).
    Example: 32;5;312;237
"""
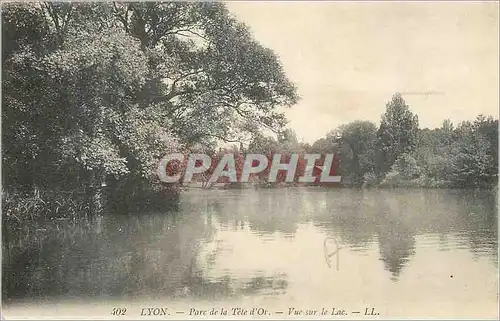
332;121;377;186
379;153;422;187
448;116;498;188
112;2;299;146
2;2;299;218
2;188;91;228
309;94;497;189
376;93;419;174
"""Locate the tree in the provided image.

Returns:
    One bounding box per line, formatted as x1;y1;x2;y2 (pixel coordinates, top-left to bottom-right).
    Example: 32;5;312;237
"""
111;2;299;146
448;116;498;188
413;120;455;185
277;128;302;152
3;4;154;191
376;93;419;175
309;137;336;154
380;153;421;187
2;2;299;216
473;115;498;175
247;132;279;154
333;121;377;186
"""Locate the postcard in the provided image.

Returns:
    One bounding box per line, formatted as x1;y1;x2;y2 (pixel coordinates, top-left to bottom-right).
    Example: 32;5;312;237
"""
2;1;498;320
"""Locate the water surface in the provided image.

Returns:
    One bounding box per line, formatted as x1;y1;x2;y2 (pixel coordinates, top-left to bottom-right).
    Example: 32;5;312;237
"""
2;188;498;319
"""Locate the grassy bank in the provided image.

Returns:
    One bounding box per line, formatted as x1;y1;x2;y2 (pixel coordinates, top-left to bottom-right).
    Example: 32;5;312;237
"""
2;189;90;226
2;185;181;229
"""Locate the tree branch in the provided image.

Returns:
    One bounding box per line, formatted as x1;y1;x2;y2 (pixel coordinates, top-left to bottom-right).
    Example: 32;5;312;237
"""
112;2;130;33
165;28;208;41
167;69;205;99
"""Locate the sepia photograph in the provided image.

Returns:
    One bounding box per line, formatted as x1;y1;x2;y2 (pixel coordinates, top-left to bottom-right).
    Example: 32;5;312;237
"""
1;1;499;319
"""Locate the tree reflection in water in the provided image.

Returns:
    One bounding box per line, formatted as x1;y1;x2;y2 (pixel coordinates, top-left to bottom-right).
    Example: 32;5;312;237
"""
2;200;290;302
2;188;497;303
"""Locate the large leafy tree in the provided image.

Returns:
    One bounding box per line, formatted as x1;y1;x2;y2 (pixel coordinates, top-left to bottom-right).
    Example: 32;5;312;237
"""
448;116;498;188
333;121;377;186
277;128;303;153
2;3;166;192
309;137;336;154
413;120;455;183
376;93;419;175
111;2;299;147
2;2;299;212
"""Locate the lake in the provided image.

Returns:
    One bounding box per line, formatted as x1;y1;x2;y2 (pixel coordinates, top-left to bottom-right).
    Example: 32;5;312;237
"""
2;188;498;319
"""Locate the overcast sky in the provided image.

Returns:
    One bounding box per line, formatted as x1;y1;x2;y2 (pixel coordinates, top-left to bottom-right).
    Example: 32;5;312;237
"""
226;1;499;143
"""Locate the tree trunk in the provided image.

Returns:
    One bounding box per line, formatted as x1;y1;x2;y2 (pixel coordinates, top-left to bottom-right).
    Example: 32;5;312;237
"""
88;170;106;216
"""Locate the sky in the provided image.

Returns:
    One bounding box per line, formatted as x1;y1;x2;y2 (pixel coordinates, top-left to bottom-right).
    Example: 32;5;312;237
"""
226;1;499;143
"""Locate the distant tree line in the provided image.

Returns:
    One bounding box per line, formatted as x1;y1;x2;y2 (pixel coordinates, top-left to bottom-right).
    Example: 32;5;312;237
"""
249;93;498;189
